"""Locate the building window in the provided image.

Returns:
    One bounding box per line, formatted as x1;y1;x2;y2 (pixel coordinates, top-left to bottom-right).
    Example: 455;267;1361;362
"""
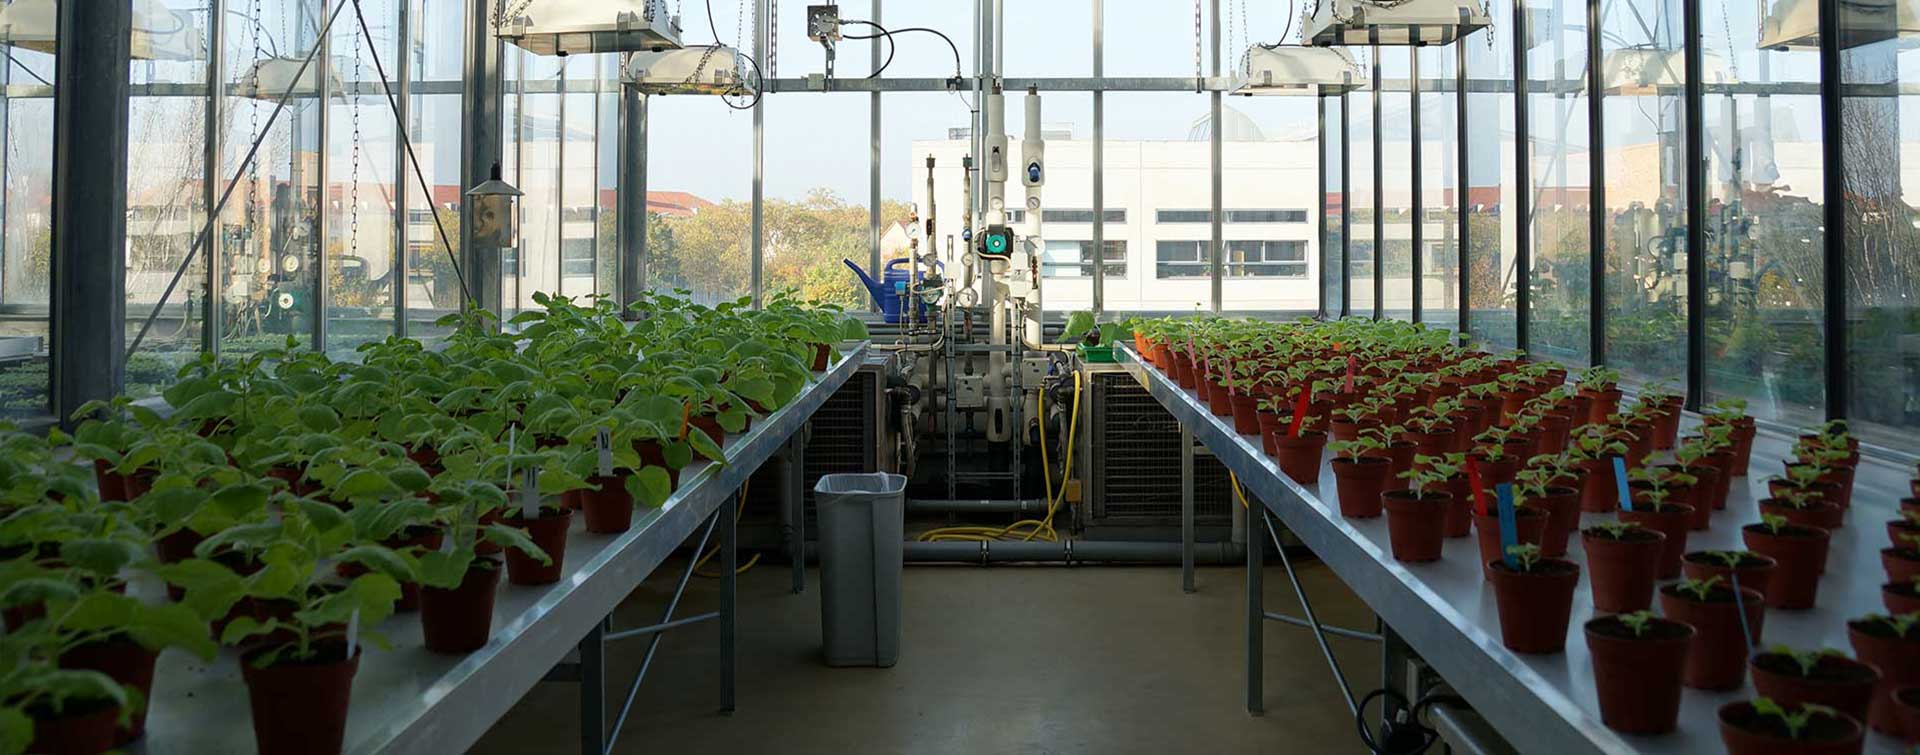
1005;209;1026;224
561;206;598;223
1155;241;1210;278
1041;208;1126;224
1226;240;1309;278
1156;209;1311;224
561;237;595;277
1041;240;1127;279
1226;209;1308;224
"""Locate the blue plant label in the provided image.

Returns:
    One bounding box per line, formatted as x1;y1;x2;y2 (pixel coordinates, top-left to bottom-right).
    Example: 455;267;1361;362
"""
1496;483;1520;569
1612;457;1632;512
1729;571;1757;655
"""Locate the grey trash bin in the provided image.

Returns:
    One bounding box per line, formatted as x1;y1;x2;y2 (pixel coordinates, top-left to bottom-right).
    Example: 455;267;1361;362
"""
814;472;907;667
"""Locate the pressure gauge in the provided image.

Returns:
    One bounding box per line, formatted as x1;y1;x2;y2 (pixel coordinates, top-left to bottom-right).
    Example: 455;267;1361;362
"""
280;254;302;274
276;292;295;310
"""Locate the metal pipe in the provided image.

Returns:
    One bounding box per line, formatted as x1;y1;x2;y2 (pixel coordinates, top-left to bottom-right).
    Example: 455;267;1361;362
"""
903;540;1245;565
905;498;1048;515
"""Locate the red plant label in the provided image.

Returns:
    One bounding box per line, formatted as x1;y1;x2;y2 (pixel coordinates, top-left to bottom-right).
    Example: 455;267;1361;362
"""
1468;457;1487;516
1289;390;1310;437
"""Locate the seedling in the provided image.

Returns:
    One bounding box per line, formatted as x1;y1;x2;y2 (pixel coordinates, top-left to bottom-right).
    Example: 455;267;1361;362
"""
1701;550;1761;569
1399;460;1455;498
1674;575;1725;602
1328;437;1386;462
1750;698;1838;741
1576;365;1622;392
1616;610;1657;637
1703;397;1749;422
1764;645;1847;677
1757;513;1795;536
1584;520;1645;540
1504;543;1543;572
1860;612;1917;639
1627;464;1696;508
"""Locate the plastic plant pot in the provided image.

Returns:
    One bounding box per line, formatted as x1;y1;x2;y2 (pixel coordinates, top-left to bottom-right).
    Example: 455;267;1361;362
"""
1582;526;1665;614
1585;614;1692;734
1750;651;1881;727
240;642;361;755
1716;700;1864;755
1487;558;1581;655
1660;582;1766;691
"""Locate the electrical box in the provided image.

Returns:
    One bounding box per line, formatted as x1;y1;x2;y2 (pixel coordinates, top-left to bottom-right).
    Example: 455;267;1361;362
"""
806;5;842;42
955;375;986;409
1020;358;1050;388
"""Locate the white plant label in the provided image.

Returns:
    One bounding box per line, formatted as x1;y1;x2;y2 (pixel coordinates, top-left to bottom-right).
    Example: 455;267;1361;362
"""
597;427;613;477
346;608;361;658
505;426;517;485
520;468;540;518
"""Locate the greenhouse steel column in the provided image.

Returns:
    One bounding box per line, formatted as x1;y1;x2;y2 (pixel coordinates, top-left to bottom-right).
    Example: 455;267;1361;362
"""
1511;0;1532;353
1209;0;1224;313
1817;0;1847;420
462;0;505;320
1455;44;1468;339
619;91;647;317
869;0;883;313
394;0;413;337
1317;98;1327;318
49;0;133;423
1371;45;1383;320
1682;0;1707;410
1091;0;1104;314
750;0;766;308
1586;0;1606;365
314;1;333;346
1341;93;1352;317
1409;50;1423;324
204;2;225;355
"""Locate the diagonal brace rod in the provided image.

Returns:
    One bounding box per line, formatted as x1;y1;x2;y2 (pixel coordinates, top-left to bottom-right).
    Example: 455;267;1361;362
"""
602;507;722;754
1266;511;1359;719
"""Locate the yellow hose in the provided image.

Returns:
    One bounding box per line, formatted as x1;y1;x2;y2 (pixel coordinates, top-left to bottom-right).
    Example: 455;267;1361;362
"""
694;480;762;577
916;372;1082;544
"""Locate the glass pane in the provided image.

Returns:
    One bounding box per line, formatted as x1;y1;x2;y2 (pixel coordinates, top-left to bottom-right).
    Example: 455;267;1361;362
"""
1600;0;1689;388
1105;92;1214;311
404;0;465;342
1380;47;1414;321
1222;95;1319;313
1841;26;1919;446
645;95;750;303
125;0;211;392
1702;0;1824;426
1;43;54;421
326;0;399;349
1525;0;1591;366
1349;48;1376;318
1418;44;1460;325
1322;95;1346;317
1465;0;1516;349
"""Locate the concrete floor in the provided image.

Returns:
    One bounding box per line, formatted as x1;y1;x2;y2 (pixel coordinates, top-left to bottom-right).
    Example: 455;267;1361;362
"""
474;558;1381;755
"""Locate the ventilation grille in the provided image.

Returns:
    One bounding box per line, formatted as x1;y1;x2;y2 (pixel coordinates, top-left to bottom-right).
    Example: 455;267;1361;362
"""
801;368;879;527
1090;371;1232;524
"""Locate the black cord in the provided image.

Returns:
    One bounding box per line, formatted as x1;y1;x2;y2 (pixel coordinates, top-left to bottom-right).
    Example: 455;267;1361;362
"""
839;19;896;79
1353;688;1468;755
841;24;965;80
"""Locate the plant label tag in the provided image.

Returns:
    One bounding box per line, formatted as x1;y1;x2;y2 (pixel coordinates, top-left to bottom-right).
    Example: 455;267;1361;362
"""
520;468;540;518
505;426;517;484
346;608;360;659
1344;356;1357;394
1612;457;1632;512
1728;571;1757;656
1495;483;1519;569
597;428;613;477
1467;458;1486;516
1288;391;1309;437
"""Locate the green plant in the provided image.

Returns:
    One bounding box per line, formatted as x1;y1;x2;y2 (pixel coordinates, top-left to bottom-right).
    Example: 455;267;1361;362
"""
1576;366;1621;392
1859;612;1917;638
1504;543;1544;572
1328;437;1385;462
1764;645;1847;677
1758;513;1794;536
1674;575;1725;602
1584;520;1645;540
1750;697;1839;741
1701;550;1761;569
1399;458;1456;497
1616;610;1657;637
1627;464;1697;508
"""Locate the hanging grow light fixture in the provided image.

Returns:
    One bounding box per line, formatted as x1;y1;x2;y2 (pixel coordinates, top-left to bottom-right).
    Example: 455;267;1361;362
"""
1230;45;1363;95
1758;0;1918;51
496;0;683;56
0;0;204;61
623;45;755;97
1302;0;1491;47
233;57;345;102
1600;47;1735;96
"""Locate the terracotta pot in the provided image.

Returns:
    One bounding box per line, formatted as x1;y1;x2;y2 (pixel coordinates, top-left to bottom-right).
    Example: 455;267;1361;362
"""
1743;523;1832;609
1585;615;1693;734
1255;411;1284;454
1407;428;1456;461
504;507;572;586
1171;352;1196;389
1583;527;1666;613
578;474;636;533
471;509;506;557
26;699;119;755
1728;418;1758;476
419;561;502;655
1488;558;1580;654
1718;701;1864;755
1885;548;1920;586
1329;419;1367;443
1651;398;1683;450
337;526;443;612
1441;473;1473;538
1270;431;1328;486
1581;388;1622;424
1533;487;1581;558
1577;459;1619;513
1474;507;1548;574
1623;422;1657;468
93;459;128;502
1468;452;1522;487
1383;491;1450;563
1681;550;1778;603
810;343;831;371
1750;651;1881;726
1759;499;1845;531
1228;392;1261;435
1888;520;1919;551
1705;450;1738;509
1535;413;1573;454
689;414;725;444
1850;617;1920;737
1885;581;1920;615
240;643;361;755
1895;688;1920;746
1368;441;1417;491
1784;462;1854;509
1684;464;1724;528
1769;480;1846;510
1330;457;1392;519
60;639;159;746
1620;503;1696;579
1206;380;1234;418
1660;582;1766;691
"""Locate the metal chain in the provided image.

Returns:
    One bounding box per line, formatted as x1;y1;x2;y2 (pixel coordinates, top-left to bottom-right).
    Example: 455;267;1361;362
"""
246;0;262;244
768;0;778;77
349;15;364;268
1193;0;1203;87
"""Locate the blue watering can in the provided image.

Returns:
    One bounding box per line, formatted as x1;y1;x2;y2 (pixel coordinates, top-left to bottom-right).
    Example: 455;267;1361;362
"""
845;258;937;324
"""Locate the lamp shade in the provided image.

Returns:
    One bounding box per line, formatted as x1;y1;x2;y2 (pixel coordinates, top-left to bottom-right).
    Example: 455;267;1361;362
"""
1303;0;1491;47
0;0;204;61
1231;45;1363;96
1600;48;1734;96
234;57;345;101
623;45;754;96
496;0;683;56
